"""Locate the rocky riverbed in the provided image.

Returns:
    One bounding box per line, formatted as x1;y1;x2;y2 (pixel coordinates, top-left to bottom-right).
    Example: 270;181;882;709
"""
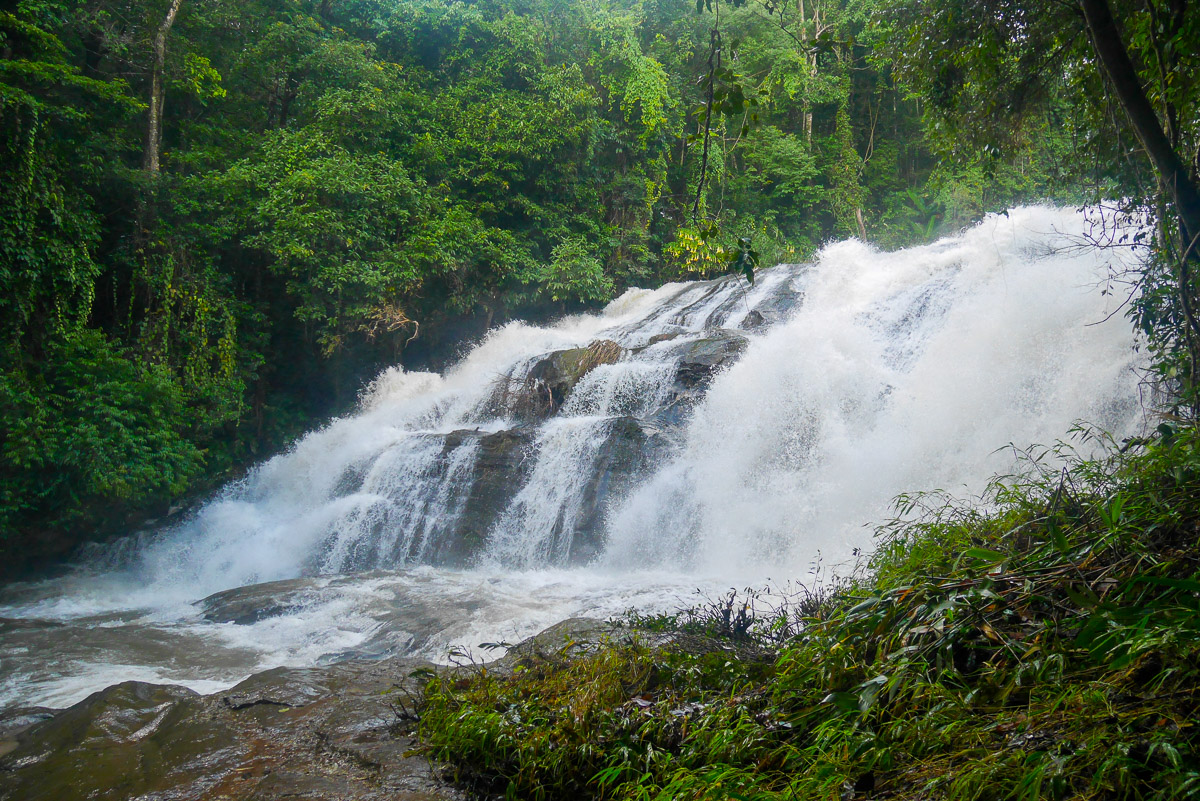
0;618;627;801
0;656;456;800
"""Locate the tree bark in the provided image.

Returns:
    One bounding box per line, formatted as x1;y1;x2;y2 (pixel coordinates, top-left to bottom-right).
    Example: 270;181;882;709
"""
1080;0;1200;407
144;0;184;175
1079;0;1200;247
799;0;814;144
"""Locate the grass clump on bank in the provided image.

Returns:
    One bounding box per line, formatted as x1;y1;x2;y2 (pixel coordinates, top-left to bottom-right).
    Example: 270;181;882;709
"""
420;427;1200;800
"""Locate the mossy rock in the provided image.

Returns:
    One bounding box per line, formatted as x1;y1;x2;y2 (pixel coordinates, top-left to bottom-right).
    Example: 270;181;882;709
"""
517;339;625;418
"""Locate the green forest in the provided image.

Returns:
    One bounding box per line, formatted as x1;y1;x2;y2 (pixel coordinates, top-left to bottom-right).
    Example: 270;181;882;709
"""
0;0;1196;570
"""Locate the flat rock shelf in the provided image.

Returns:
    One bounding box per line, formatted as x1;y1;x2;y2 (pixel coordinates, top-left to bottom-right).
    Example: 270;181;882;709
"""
0;655;459;801
0;617;639;801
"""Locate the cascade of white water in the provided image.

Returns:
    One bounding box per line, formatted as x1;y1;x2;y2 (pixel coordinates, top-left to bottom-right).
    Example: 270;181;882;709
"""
560;358;677;419
602;209;1145;575
485;417;617;567
0;205;1150;709
91;207;1145;597
102;265;802;598
318;434;483;572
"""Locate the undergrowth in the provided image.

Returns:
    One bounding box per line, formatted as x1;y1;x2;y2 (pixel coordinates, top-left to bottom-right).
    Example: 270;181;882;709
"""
419;426;1200;800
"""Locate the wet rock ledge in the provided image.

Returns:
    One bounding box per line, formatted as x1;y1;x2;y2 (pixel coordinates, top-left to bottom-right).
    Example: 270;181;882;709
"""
0;656;460;801
0;619;630;801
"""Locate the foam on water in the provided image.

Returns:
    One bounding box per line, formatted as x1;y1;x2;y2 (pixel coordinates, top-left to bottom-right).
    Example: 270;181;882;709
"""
603;209;1144;574
0;567;718;708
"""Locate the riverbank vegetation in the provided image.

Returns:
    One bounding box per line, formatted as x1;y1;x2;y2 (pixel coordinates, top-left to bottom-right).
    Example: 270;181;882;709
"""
0;0;1113;568
3;0;1200;793
421;425;1200;799
415;2;1200;793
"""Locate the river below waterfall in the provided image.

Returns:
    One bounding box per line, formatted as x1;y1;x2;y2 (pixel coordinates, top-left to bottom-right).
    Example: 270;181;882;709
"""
0;207;1147;710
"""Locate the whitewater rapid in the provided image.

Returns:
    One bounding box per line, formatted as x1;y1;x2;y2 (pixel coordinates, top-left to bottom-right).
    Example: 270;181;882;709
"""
0;207;1147;708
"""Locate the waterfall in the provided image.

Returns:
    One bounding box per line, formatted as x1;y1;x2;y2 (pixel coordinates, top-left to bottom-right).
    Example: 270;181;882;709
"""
602;214;1145;573
0;206;1148;708
118;206;1140;595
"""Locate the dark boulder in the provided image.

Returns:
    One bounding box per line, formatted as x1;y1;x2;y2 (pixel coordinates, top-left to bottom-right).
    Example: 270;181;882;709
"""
739;309;766;329
430;427;536;563
502;339;625;421
197;578;311;625
741;283;803;329
672;329;749;391
566;417;675;562
646;332;682;346
649;329;749;428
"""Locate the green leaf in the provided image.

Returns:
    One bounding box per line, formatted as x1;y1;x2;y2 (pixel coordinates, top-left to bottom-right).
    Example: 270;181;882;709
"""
821;691;861;713
962;547;1006;564
1064;584;1100;611
1047;519;1070;554
1130;575;1200;594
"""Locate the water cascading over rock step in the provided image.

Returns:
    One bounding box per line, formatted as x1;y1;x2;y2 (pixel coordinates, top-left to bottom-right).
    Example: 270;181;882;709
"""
0;207;1149;712
100;207;1142;599
314;323;766;569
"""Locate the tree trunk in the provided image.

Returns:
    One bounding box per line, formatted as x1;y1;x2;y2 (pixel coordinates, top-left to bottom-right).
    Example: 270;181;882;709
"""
1080;0;1200;407
144;0;184;175
802;81;813;145
1079;0;1200;248
800;0;814;145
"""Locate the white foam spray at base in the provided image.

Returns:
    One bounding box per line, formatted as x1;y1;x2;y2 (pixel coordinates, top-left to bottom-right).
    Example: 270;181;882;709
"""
0;206;1148;709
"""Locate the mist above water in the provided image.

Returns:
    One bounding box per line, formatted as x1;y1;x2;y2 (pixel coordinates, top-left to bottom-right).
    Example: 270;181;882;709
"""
0;206;1147;708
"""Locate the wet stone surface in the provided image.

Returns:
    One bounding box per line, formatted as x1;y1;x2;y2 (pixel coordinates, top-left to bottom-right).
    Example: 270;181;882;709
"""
198;580;310;626
566;416;675;561
0;616;657;800
437;427;537;562
0;658;462;801
649;328;749;428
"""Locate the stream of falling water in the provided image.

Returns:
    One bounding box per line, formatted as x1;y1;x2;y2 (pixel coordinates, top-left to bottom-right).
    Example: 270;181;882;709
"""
0;207;1147;709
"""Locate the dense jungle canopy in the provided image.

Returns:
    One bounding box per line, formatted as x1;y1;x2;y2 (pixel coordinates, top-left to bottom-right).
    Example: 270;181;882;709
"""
1;0;1197;569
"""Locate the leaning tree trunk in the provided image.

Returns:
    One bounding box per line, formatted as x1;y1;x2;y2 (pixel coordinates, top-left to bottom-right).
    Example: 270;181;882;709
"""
137;0;182;240
1079;0;1200;247
1080;0;1200;406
